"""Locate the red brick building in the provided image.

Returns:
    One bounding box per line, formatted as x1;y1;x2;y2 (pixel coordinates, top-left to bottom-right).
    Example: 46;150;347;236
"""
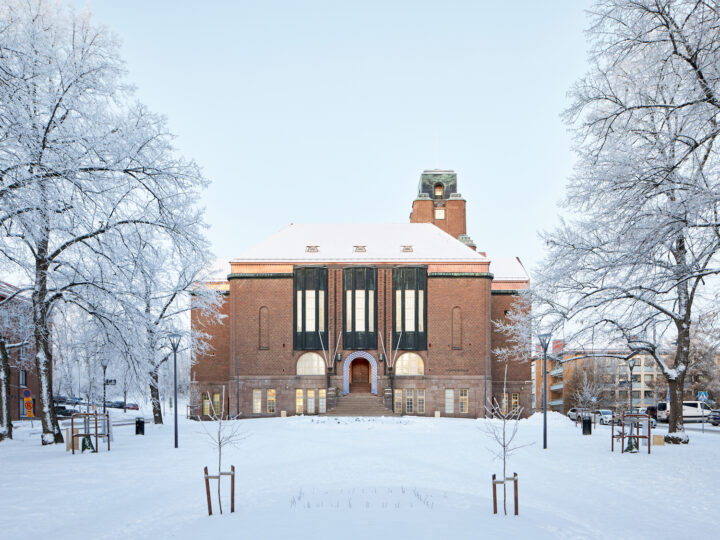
0;281;39;422
192;170;530;418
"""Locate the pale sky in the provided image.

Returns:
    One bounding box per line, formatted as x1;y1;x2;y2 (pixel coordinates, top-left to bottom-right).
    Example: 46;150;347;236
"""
76;0;593;273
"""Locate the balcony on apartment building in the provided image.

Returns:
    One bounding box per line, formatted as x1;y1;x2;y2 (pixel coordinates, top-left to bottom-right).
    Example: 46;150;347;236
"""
550;382;564;391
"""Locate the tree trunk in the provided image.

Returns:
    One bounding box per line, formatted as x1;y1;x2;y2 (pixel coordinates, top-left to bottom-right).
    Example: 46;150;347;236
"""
666;378;688;444
665;318;690;444
0;341;12;440
149;365;163;424
34;329;63;444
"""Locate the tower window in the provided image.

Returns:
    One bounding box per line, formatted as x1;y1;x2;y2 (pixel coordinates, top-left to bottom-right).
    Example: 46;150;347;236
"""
305;245;319;253
434;183;444;198
353;246;366;253
401;245;413;253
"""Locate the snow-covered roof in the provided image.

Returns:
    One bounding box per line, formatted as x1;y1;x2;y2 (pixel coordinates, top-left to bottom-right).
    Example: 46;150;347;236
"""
232;223;488;263
490;257;529;282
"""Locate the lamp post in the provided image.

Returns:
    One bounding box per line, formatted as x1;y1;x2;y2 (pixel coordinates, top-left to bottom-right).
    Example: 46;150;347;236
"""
538;332;552;450
100;356;110;414
169;332;181;449
628;358;636;413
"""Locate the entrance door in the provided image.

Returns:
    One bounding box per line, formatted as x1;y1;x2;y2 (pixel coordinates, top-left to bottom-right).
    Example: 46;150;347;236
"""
350;359;370;393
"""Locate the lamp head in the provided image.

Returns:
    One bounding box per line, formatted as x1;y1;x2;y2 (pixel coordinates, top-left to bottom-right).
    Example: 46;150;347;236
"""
628;358;636;370
538;333;552;352
169;332;181;351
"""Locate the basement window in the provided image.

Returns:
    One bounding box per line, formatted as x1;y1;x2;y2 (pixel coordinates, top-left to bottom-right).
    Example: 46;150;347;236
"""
305;245;319;253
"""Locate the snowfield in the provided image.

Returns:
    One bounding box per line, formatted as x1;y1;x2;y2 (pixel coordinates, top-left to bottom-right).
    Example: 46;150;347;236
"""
1;412;718;539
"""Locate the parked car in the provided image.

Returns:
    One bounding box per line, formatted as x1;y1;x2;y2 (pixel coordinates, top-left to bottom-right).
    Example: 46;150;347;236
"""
53;395;68;404
710;410;719;427
657;401;713;422
53;405;74;417
125;402;139;410
593;409;613;425
567;408;592;421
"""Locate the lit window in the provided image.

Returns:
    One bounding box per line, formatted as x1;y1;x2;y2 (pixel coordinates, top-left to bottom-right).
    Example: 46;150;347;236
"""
212;392;221;416
394;389;403;414
511;393;519;412
296;352;325;375
296;389;304;414
252;389;262;414
405;389;414;414
267;389;276;413
459;389;468;414
395;353;424;376
417;389;425;414
202;393;211;416
445;389;454;414
307;389;315;414
502;392;508;415
434;183;444;198
318;389;326;414
404;289;415;331
434;208;445;220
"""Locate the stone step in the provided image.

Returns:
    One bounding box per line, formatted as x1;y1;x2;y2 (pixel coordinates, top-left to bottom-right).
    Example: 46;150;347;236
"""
324;393;394;416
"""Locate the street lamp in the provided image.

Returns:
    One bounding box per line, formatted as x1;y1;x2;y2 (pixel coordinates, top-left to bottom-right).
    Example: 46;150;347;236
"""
627;358;637;413
538;332;552;450
169;332;181;449
100;355;110;414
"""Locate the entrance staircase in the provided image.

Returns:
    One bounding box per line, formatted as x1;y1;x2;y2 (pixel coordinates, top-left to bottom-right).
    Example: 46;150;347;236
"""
325;392;394;417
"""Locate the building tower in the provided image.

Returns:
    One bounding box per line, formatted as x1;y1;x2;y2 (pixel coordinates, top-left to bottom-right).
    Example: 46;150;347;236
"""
409;169;476;249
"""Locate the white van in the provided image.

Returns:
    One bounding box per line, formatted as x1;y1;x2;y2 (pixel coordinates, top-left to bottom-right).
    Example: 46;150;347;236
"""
656;401;713;422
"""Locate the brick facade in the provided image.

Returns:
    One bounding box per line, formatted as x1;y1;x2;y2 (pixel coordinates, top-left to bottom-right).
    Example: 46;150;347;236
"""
191;170;530;419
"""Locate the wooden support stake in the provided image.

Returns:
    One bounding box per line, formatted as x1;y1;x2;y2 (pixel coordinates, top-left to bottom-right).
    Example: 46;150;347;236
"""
204;466;212;516
492;474;497;514
94;413;99;453
513;473;519;516
231;465;235;513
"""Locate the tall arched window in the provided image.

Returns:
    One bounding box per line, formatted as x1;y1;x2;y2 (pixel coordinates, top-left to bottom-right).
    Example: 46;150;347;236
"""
452;306;462;350
258;306;269;350
395;352;424;376
434;183;444;198
296;352;325;375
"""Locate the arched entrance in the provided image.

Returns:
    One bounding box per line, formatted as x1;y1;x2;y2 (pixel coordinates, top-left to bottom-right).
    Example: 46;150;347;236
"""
342;352;378;395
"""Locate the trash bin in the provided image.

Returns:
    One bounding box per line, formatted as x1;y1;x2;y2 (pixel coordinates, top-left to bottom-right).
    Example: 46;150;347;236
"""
135;417;145;435
582;416;592;435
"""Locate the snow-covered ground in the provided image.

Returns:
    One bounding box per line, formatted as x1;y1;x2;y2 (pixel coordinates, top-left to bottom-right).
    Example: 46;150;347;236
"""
2;412;718;539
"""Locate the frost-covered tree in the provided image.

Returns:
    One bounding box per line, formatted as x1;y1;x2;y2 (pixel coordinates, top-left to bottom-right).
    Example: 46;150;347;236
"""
536;0;720;444
0;1;213;444
483;365;529;516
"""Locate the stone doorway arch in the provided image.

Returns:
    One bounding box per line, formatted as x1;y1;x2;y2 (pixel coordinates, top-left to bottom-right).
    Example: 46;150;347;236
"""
342;351;378;395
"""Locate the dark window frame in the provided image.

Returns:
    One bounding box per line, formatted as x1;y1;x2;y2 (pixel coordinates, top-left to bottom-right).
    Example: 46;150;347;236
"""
342;267;378;350
293;267;328;351
392;267;427;351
